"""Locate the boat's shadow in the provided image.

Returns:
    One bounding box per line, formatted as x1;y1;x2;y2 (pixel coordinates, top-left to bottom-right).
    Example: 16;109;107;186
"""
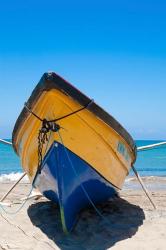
27;196;145;250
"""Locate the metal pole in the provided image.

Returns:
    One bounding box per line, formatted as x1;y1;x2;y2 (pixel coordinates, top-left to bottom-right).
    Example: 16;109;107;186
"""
0;172;27;202
132;166;156;209
0;139;12;146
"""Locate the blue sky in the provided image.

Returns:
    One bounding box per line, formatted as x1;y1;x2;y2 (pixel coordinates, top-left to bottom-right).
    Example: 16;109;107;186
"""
0;0;166;139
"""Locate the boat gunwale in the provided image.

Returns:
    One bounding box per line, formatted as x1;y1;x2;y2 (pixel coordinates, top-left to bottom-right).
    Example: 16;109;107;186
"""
12;72;137;162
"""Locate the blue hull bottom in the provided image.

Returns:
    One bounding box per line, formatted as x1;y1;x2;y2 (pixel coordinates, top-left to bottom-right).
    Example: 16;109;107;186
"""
34;141;117;233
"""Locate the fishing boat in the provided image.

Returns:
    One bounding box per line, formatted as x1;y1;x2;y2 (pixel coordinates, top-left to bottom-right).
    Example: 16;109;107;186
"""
12;72;137;233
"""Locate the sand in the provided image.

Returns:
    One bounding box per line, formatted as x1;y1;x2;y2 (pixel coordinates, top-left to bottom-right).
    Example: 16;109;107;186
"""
0;178;166;250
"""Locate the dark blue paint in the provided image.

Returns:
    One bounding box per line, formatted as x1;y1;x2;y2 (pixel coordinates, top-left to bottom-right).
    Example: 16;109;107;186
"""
35;141;117;232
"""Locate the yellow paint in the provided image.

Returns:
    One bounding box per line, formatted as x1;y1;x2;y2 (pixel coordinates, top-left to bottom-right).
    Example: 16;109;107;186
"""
14;89;136;189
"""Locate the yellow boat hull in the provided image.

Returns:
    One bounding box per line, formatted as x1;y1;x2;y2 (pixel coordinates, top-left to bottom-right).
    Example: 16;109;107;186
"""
13;72;136;189
12;72;136;232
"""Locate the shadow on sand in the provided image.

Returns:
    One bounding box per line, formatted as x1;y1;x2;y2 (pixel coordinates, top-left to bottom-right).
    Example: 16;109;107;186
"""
27;196;145;250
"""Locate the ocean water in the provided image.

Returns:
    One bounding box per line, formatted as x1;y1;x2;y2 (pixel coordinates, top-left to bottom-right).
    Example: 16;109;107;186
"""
134;140;166;176
0;140;166;181
0;139;22;181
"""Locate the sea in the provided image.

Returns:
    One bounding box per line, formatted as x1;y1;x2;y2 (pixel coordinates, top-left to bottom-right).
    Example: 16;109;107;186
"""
0;140;166;182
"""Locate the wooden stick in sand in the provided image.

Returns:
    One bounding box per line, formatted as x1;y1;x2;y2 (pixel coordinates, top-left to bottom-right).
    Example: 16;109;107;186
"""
132;165;156;209
0;172;27;202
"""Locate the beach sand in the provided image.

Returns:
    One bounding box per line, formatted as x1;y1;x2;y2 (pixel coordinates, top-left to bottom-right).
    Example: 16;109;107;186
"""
0;178;166;250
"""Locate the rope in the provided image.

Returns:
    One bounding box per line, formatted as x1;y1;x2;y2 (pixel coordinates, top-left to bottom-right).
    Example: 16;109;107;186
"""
0;139;12;146
0;186;34;215
49;99;94;122
137;141;166;152
24;103;43;121
57;130;108;222
24;99;94;123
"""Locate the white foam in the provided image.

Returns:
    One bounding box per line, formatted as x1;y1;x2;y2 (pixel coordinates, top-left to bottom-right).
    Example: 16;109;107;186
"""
0;172;29;183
